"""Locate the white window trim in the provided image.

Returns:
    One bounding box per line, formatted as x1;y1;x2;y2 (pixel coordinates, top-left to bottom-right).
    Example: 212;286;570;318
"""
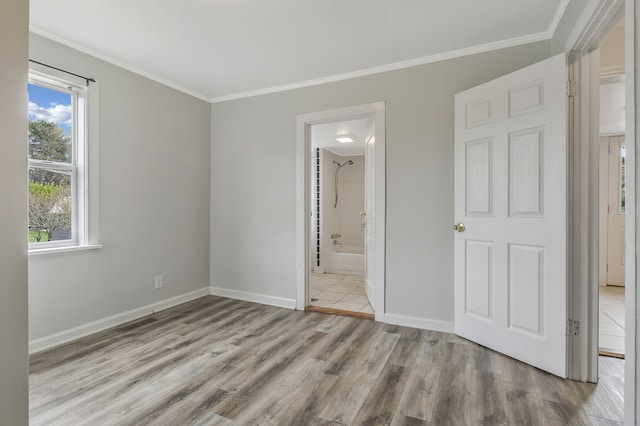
28;63;101;254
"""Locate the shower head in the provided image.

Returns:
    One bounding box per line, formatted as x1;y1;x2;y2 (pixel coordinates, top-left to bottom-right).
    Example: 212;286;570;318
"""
334;159;354;170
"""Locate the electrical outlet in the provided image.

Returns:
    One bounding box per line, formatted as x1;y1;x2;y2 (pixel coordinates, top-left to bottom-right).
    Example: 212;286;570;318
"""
154;275;163;289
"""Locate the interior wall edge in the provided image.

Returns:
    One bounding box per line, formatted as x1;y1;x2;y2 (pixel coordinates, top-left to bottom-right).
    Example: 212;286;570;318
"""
0;0;29;422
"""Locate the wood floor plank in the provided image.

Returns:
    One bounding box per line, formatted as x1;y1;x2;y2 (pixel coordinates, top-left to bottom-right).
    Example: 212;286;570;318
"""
468;369;509;425
72;343;239;424
272;368;339;425
317;330;400;424
322;318;383;377
101;361;235;425
384;324;423;368
352;362;410;425
389;363;441;425
29;295;625;426
212;321;330;419
231;357;329;424
429;341;474;425
31;337;179;415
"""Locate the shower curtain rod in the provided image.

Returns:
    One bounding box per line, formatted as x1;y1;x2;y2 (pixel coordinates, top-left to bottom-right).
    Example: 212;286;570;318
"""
29;59;96;86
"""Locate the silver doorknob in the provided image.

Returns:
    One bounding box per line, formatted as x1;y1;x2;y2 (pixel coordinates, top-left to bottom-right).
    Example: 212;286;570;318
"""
453;223;465;232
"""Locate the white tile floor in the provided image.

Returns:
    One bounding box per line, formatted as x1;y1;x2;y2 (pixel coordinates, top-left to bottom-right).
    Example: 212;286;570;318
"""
309;272;374;314
599;285;625;356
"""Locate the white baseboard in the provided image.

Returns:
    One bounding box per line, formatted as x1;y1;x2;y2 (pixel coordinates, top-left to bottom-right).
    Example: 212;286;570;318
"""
29;287;210;354
384;313;454;334
210;285;296;310
326;268;364;276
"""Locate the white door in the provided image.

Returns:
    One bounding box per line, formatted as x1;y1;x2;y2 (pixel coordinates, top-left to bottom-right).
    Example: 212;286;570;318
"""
454;53;567;377
364;134;375;309
606;136;626;286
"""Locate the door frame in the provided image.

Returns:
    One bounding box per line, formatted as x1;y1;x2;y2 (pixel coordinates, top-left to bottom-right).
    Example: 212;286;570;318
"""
600;134;626;287
565;0;637;420
296;102;386;321
561;0;625;382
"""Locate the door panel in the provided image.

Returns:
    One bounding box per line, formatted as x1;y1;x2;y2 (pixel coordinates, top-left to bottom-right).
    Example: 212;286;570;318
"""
509;128;543;215
454;53;567;377
465;240;493;319
466;139;493;215
508;244;544;334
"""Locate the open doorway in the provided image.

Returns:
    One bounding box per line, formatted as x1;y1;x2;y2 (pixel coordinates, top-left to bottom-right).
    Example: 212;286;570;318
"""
296;102;386;322
307;118;374;318
598;18;626;359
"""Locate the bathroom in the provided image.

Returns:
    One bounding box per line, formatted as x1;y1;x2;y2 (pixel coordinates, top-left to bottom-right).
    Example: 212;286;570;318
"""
320;150;364;274
308;118;374;315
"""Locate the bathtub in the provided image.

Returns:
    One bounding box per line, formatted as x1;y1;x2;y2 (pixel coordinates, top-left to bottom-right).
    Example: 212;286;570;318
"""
325;246;364;275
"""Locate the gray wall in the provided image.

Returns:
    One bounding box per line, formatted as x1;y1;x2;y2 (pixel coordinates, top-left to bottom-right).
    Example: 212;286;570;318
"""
28;34;212;340
0;0;29;423
211;41;552;324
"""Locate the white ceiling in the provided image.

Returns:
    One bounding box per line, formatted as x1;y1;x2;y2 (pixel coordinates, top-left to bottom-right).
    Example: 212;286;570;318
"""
30;0;569;102
311;118;373;157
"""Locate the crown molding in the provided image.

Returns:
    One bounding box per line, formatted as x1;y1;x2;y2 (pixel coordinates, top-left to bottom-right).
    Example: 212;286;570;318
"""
32;0;572;106
210;31;550;103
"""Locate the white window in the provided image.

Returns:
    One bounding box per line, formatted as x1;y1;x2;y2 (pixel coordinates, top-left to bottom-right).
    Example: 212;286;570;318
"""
28;65;100;253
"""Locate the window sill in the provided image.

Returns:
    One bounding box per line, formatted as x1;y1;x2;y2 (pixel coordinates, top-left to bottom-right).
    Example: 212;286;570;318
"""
28;244;103;256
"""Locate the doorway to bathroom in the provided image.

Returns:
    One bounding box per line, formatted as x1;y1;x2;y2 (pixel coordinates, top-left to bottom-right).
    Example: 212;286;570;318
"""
296;102;385;321
308;119;373;317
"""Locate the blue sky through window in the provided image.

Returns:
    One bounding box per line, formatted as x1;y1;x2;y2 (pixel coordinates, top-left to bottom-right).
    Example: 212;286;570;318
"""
28;83;72;134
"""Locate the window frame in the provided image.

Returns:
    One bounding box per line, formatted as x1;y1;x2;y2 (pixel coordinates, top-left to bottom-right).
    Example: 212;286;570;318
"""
28;64;100;254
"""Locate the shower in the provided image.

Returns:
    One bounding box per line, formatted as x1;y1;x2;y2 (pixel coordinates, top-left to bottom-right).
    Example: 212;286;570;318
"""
333;159;354;208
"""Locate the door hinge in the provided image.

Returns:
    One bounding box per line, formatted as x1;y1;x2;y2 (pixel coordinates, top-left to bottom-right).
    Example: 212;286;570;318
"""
566;80;578;97
567;319;580;336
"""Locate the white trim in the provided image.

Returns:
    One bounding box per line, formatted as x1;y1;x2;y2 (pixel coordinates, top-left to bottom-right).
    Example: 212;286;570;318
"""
29;26;211;103
28;287;210;354
86;79;101;246
565;0;625;52
209;286;296;310
626;1;637;424
562;0;626;386
296;102;386;321
28;243;102;256
563;0;632;418
372;110;386;323
567;51;602;383
548;0;572;38
384;314;454;334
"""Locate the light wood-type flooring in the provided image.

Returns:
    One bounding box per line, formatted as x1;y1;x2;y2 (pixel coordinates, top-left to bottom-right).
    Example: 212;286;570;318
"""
30;295;624;425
